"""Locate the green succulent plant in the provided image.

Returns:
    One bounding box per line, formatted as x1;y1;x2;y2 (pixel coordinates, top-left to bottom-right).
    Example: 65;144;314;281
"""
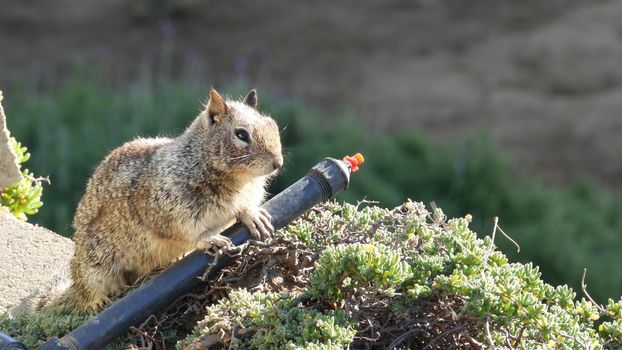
1;137;45;221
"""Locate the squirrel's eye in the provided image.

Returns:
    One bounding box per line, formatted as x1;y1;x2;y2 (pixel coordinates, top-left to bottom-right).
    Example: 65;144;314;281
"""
235;129;250;143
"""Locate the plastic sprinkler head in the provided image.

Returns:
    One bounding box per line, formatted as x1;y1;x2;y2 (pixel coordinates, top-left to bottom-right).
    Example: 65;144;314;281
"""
342;153;365;173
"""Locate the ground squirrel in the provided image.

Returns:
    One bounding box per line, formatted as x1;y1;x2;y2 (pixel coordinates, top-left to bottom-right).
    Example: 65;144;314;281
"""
46;89;283;311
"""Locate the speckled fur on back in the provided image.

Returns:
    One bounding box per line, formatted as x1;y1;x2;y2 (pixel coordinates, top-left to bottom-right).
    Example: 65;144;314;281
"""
45;89;283;311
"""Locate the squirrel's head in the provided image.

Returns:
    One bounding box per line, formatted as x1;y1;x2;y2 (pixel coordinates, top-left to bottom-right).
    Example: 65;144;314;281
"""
200;89;283;178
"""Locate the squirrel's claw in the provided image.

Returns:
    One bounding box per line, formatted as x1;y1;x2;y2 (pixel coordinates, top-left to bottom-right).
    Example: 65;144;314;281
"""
258;207;274;233
197;234;234;256
239;207;273;240
93;295;113;311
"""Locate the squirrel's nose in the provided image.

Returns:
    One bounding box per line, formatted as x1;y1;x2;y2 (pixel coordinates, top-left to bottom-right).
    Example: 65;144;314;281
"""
273;158;283;171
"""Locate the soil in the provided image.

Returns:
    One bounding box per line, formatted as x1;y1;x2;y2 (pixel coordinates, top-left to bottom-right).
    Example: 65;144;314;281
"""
1;0;622;188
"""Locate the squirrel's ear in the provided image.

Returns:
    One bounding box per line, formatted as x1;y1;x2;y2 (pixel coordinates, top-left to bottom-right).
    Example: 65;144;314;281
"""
244;89;258;109
207;89;228;124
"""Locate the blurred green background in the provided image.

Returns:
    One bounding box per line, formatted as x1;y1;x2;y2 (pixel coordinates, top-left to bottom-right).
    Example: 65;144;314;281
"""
4;73;622;303
2;0;622;304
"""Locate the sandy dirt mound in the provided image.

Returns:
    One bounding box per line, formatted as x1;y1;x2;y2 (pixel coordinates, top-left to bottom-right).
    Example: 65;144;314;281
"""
0;212;73;315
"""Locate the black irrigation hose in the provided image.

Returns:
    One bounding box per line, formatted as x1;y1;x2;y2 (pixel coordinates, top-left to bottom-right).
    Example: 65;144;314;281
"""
0;331;27;350
37;155;362;350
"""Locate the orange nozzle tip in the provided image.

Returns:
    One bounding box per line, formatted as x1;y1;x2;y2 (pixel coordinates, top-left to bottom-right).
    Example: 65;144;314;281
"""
353;153;365;164
342;153;365;173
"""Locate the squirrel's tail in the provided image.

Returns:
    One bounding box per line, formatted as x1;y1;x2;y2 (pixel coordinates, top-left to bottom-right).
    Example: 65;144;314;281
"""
38;287;82;312
38;282;107;312
34;268;77;311
7;266;81;315
33;267;102;312
37;264;126;312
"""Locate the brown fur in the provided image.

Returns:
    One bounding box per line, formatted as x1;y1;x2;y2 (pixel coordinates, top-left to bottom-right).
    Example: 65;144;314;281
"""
45;89;283;311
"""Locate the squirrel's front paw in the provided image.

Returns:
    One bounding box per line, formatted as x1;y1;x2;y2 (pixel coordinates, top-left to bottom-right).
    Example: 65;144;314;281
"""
197;234;233;256
238;207;274;239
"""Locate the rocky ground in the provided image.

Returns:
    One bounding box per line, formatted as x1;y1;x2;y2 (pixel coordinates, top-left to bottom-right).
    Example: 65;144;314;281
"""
0;212;73;315
0;0;621;188
0;92;21;188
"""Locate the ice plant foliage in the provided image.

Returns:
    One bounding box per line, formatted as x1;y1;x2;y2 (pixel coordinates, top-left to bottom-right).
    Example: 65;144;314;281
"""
179;201;622;349
2;201;621;349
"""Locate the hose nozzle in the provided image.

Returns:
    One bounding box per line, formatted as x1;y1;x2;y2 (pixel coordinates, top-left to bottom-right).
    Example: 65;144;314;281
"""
342;153;365;173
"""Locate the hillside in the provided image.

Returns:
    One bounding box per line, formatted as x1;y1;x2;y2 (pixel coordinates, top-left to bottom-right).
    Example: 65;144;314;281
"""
2;0;622;190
